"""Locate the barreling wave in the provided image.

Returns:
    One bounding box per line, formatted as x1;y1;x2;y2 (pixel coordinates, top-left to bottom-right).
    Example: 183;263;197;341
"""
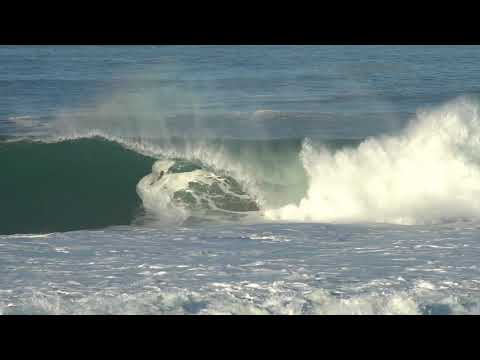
4;97;480;234
0;134;311;234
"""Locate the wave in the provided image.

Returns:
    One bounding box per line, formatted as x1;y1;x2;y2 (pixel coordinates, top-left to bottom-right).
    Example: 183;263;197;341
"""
4;97;480;233
0;134;313;234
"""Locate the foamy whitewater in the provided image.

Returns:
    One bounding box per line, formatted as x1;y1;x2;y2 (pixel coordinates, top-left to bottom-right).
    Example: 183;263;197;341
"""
266;99;480;225
2;45;480;314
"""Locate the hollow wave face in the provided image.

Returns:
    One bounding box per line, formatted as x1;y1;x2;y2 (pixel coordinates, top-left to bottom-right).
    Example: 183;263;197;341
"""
0;137;155;234
265;98;480;225
5;97;480;233
0;136;269;234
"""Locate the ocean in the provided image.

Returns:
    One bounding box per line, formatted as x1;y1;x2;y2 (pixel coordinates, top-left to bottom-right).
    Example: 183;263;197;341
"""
1;45;480;314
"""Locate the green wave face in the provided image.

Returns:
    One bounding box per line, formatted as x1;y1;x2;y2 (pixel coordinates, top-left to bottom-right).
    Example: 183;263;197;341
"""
0;135;362;234
0;138;155;234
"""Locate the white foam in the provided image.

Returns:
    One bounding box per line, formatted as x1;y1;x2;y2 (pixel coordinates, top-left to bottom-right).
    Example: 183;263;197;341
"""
4;280;480;315
1;233;54;239
136;161;214;222
252;109;278;120
304;289;420;315
136;157;261;222
265;97;480;225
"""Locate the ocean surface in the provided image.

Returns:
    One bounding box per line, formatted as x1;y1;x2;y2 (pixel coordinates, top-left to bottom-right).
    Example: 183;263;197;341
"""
2;45;480;314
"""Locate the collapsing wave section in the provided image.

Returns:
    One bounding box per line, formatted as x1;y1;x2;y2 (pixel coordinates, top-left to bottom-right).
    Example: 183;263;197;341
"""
266;97;480;225
136;159;259;225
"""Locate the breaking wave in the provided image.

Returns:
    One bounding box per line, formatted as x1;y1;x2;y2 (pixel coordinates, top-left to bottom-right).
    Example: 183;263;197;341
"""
266;97;480;225
4;97;480;234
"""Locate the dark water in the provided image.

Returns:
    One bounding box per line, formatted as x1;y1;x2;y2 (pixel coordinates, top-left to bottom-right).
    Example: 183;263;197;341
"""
0;138;154;233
